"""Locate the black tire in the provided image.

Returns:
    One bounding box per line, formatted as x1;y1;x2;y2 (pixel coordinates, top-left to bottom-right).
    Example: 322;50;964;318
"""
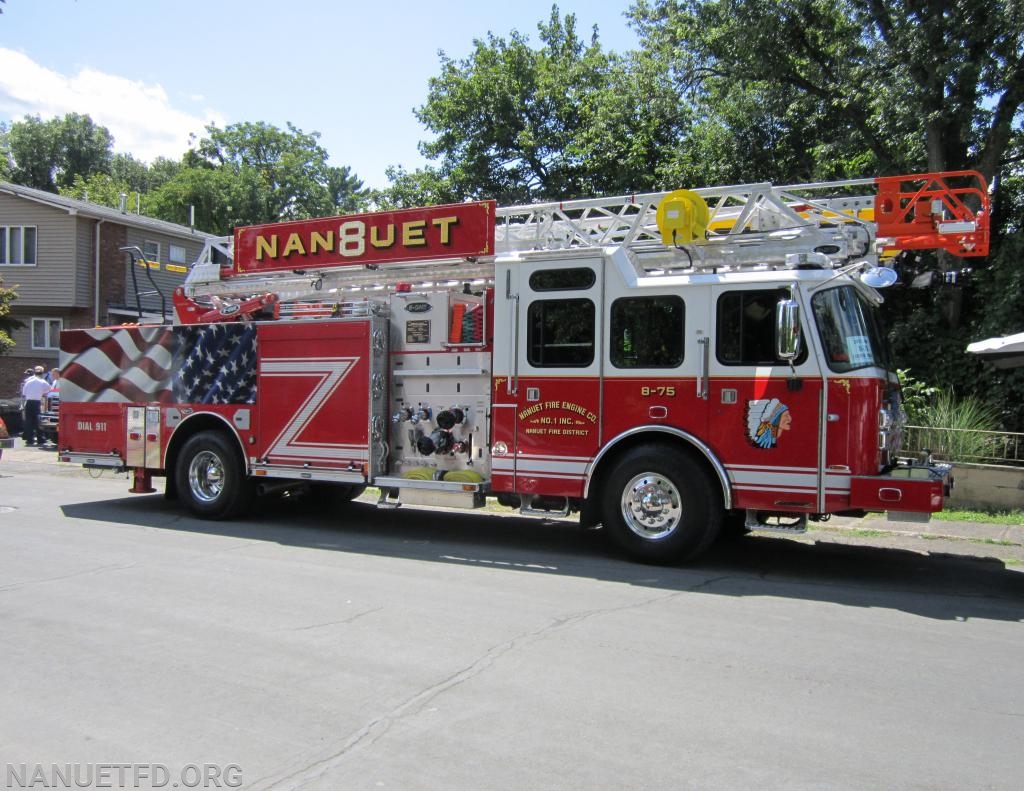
719;509;752;541
175;431;253;519
601;444;723;564
305;482;367;509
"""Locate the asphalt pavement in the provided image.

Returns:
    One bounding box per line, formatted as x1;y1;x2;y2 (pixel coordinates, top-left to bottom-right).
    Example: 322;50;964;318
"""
2;437;1022;790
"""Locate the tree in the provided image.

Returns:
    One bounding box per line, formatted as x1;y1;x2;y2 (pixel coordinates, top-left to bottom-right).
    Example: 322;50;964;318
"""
0;277;20;356
571;48;694;193
2;113;114;192
0;122;10;182
417;9;636;203
58;172;140;211
192;121;363;225
630;0;1024;205
55;113;113;189
325;165;366;214
137;122;367;235
5;115;60;191
146;164;255;236
110;153;156;194
371;165;461;209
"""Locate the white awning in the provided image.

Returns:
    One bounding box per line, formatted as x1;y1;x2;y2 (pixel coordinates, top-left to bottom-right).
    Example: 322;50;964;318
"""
966;332;1024;368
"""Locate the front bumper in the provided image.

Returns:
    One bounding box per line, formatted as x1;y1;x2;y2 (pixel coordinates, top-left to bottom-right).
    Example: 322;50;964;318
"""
849;461;953;515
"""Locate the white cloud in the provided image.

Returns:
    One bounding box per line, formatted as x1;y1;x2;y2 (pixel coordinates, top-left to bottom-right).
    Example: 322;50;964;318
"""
0;48;225;162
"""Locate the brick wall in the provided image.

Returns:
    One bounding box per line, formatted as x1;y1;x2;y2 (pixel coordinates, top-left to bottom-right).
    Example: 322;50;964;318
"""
99;224;127;324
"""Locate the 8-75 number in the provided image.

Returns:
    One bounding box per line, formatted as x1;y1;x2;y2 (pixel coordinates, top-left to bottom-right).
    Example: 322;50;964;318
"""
640;386;676;397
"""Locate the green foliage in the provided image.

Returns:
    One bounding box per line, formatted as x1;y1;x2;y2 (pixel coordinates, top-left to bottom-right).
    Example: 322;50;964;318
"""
145;165;255;236
195;121;345;225
3;113;113;191
897;369;939;425
631;0;1023;181
416;9;609;202
0;122;10;182
414;7;689;203
906;388;1002;462
55;113;114;188
326;165;365;215
58;172;140;211
0;276;21;355
936;508;1024;525
371;165;461;210
5;114;60;190
1;115;368;235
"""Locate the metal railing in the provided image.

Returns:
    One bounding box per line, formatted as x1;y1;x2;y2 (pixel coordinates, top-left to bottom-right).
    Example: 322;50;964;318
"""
902;425;1024;466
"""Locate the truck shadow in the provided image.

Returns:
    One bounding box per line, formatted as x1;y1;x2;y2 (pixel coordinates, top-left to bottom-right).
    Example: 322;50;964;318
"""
61;495;1024;623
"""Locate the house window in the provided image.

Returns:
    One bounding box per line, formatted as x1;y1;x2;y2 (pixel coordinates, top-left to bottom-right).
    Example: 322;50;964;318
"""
32;318;62;350
0;226;37;265
143;240;160;261
168;244;187;264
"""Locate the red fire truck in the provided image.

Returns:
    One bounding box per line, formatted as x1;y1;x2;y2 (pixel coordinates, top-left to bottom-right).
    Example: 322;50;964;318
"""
58;171;988;562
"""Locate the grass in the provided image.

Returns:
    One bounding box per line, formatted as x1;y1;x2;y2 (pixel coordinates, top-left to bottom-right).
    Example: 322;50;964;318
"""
839;528;892;539
934;508;1024;526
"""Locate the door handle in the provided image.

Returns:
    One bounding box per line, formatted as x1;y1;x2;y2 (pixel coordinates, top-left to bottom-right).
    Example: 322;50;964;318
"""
696;336;710;400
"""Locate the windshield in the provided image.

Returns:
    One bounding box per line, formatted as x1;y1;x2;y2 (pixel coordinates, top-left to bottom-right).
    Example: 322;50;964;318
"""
811;286;893;373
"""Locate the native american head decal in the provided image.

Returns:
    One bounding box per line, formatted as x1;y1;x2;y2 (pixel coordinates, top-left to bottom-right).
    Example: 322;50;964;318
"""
747;398;792;449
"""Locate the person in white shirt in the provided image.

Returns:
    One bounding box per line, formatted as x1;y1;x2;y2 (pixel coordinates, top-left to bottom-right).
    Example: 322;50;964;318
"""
21;366;50;446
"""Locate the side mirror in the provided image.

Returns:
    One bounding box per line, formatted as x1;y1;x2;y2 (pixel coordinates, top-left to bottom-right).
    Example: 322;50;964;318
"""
860;266;899;288
776;298;801;361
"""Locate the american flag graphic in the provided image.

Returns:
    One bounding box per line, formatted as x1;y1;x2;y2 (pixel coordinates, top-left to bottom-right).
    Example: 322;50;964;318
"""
61;324;258;405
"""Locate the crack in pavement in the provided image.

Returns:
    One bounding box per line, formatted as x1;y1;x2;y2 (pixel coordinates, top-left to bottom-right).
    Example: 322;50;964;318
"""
254;588;691;790
0;561;138;593
286;606;385;632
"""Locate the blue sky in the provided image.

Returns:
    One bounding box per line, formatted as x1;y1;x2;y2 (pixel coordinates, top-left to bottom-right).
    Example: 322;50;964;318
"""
0;0;639;190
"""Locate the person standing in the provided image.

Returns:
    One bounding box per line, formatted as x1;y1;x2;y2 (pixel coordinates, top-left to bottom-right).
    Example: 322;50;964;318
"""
21;366;50;446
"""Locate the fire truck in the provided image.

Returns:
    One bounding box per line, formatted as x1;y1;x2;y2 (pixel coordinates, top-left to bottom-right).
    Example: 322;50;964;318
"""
58;171;988;563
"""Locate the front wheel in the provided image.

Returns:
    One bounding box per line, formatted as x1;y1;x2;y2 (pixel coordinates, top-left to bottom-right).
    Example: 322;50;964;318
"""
601;445;722;564
175;431;253;519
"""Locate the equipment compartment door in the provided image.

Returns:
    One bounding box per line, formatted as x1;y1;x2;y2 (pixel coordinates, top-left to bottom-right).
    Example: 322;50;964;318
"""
256;320;378;473
706;285;825;512
492;257;603;498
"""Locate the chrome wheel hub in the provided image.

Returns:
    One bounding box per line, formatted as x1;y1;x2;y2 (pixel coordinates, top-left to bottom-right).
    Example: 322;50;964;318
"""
620;473;683;539
188;450;225;503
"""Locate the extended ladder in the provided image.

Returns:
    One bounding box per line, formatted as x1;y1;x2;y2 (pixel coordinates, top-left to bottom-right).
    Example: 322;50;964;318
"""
175;170;988;322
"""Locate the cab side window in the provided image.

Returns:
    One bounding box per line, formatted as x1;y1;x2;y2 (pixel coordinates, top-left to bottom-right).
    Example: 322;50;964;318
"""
610;295;684;368
717;289;806;365
527;299;595;367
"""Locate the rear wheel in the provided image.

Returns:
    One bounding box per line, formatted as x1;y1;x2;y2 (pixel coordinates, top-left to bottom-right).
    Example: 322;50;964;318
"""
176;431;253;519
601;445;722;564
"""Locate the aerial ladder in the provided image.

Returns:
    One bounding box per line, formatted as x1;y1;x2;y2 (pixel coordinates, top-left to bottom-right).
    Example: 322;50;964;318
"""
171;170;989;324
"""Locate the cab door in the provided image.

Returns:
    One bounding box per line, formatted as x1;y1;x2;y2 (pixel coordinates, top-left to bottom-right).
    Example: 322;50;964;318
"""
599;287;710;451
491;257;603;498
705;285;825;512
